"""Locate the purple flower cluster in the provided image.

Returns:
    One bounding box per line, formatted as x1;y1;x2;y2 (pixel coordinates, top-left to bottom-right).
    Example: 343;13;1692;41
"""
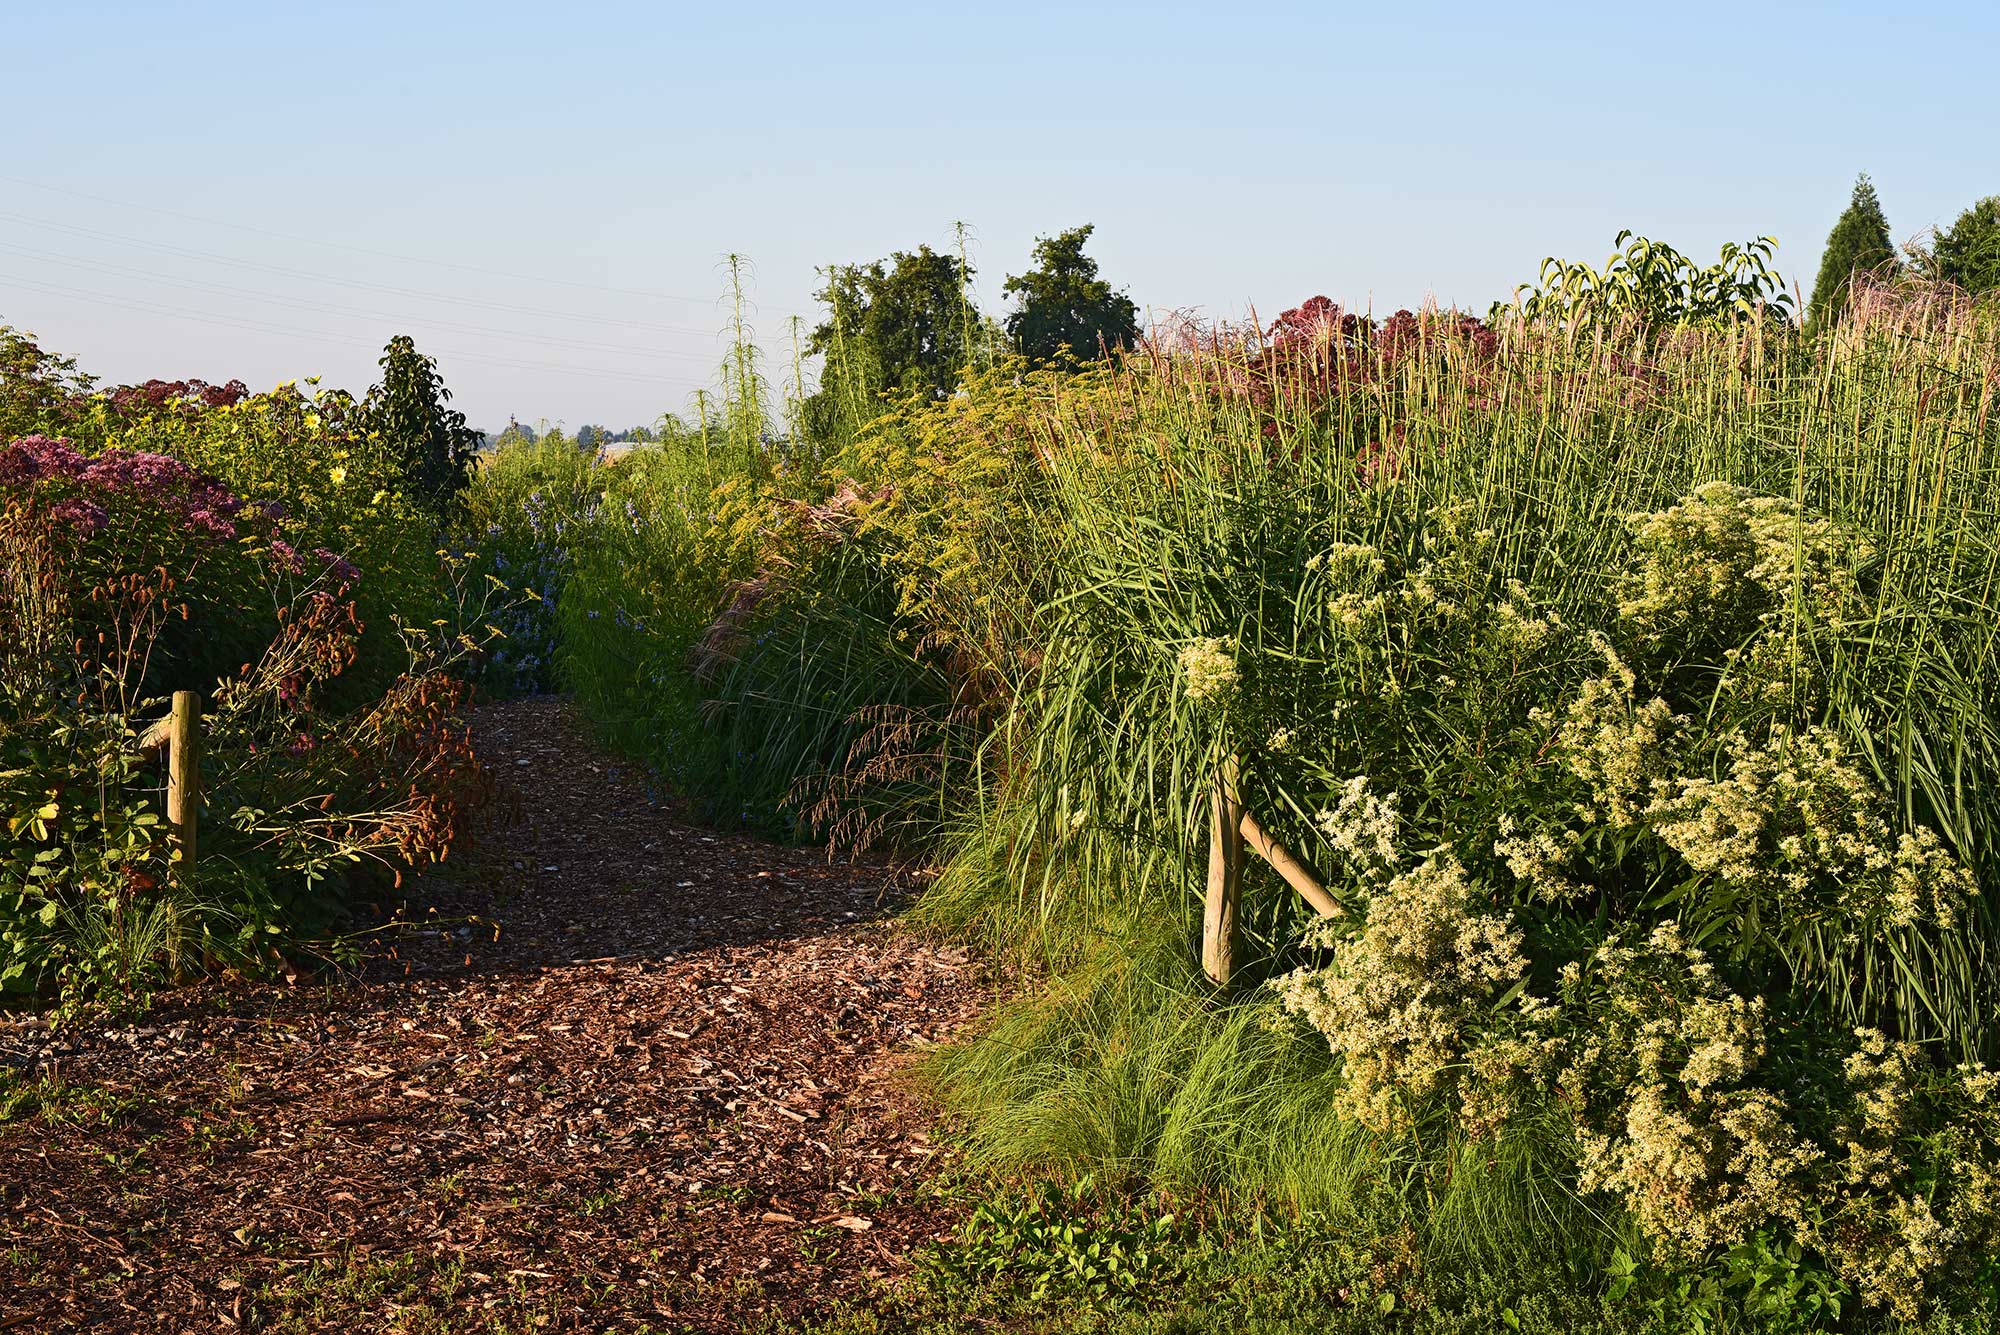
48;497;109;534
1;434;246;540
103;377;249;418
249;525;359;591
3;433;365;591
0;434;86;486
269;537;306;575
314;548;361;588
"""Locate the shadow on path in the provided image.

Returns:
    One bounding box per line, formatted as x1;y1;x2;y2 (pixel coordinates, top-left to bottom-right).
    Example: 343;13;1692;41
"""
0;696;989;1334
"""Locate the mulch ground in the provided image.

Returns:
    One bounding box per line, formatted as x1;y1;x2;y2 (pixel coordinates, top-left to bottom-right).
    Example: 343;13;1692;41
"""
0;697;993;1334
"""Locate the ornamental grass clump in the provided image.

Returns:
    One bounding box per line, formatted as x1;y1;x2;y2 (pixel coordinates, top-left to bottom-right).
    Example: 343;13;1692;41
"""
900;281;2000;1320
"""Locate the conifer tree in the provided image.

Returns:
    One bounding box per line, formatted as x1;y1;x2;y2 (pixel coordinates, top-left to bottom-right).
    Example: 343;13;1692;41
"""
1807;174;1897;331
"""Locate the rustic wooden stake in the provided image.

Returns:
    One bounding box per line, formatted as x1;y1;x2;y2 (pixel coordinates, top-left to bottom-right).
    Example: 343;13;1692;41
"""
1202;754;1244;985
166;690;200;882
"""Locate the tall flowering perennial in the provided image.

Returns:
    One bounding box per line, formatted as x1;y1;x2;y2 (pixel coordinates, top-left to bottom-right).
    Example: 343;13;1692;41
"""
1234;298;1499;436
1251;480;2000;1316
0;434;248;540
1547;633;1685;829
2;431;485;1002
1564;924;1821;1260
1616;483;1872;704
1647;723;1978;932
1562;929;2000;1318
1275;863;2000;1319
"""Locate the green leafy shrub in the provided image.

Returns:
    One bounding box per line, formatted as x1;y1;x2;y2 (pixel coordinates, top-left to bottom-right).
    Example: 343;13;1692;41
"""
1517;231;1795;331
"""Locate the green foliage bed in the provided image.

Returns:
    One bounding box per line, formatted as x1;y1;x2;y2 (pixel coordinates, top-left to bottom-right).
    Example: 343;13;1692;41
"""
496;274;2000;1329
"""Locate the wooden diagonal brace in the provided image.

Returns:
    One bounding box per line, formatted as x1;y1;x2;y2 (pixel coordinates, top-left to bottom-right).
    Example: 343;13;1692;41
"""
1237;808;1343;920
1202;754;1347;987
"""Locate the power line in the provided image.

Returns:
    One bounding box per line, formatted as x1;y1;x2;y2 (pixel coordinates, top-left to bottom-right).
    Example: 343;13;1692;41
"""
0;173;815;315
0;272;697;388
0;210;807;337
0;240;732;368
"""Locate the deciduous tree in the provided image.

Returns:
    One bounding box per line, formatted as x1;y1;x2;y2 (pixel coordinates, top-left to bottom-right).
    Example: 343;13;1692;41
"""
804;246;978;446
362;336;480;517
1002;225;1139;365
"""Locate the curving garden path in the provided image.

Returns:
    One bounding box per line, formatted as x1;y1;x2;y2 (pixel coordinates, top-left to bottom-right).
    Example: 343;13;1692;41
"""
0;697;988;1333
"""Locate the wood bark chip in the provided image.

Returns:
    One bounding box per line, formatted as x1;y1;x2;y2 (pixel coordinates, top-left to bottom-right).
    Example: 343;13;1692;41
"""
0;697;991;1333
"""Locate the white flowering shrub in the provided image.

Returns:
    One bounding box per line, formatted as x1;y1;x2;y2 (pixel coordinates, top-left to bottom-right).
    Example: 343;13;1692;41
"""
1647;723;1978;934
1617;482;1872;662
1564;925;1819;1261
1241;483;2000;1317
1274;855;1552;1138
1563;932;2000;1318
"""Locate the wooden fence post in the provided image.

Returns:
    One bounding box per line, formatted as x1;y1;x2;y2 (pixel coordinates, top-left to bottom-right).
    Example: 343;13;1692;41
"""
166;690;200;882
1202;750;1348;984
1202;754;1243;986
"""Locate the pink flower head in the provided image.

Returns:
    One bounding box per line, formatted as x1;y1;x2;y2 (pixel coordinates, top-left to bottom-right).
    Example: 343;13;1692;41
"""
49;497;109;534
0;435;88;487
268;538;306;575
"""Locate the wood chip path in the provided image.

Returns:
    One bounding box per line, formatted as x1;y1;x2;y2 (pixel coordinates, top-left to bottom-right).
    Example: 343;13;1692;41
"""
0;696;990;1333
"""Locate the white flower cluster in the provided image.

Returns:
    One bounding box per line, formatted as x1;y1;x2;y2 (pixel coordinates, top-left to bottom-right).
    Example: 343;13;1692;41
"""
1562;927;2000;1318
1272;847;2000;1318
1491;578;1559;657
1493;815;1585;904
1274;856;1544;1136
1308;540;1387;584
1310;541;1390;634
1617;481;1872;655
1549;633;1685;829
1177;637;1239;704
1647;724;1979;931
1312;776;1402;881
1568;926;1820;1259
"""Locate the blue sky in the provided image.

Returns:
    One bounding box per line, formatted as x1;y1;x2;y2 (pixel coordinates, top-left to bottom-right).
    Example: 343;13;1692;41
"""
5;1;1995;429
